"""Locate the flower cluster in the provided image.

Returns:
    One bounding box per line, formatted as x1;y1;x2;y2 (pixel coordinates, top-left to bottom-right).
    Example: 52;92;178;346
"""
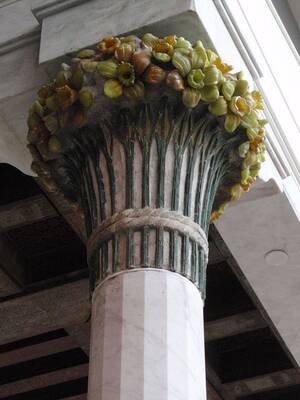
27;33;267;220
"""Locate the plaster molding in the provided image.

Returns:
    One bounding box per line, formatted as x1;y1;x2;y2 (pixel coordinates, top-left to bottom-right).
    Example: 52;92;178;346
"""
37;0;212;64
31;0;91;23
0;0;91;56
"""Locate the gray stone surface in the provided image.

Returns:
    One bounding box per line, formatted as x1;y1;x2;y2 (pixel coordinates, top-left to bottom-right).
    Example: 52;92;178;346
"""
0;44;47;100
38;0;209;63
0;0;39;48
217;189;300;364
0;279;90;344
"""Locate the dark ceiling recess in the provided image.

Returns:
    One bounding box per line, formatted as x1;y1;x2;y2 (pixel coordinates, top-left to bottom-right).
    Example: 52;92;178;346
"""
206;327;293;383
205;260;256;322
4;217;87;285
0;163;88;294
0;164;41;206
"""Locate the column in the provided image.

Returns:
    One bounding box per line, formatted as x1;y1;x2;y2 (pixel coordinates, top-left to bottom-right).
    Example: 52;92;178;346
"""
25;32;265;400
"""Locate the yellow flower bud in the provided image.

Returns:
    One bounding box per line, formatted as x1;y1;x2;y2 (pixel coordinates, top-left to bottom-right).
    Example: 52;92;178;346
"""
224;113;241;133
187;69;205;89
56;85;77;111
43;114;59;133
77;49;96;59
45;95;58;112
229;96;250;117
200;85;219;103
56;70;71;88
31;161;51;177
182;88;201;108
48;135;62;154
97;60;118;78
153;51;171;62
103;79;123;98
221;80;236;101
234;79;249;96
164;35;178;47
82;61;99;73
142;33;159;48
189;47;207;68
166;70;185;91
70;68;84;90
38;85;53;99
238;141;250;158
241;110;259;129
33;100;44;117
213;57;233;74
153;41;173;62
241;168;250;185
231;184;244;201
104;79;123;98
123;81;145;99
172;51;191;77
203;65;220;86
39;177;58;193
243;151;258;168
97;37;121;54
176;37;192;51
79;88;94;108
115;43;134;62
143;64;166;84
117;63;135;87
205;49;218;66
208;96;228;116
252;90;264;109
250;164;261;179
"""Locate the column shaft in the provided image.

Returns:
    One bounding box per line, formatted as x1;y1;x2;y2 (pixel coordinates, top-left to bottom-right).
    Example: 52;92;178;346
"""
88;269;206;400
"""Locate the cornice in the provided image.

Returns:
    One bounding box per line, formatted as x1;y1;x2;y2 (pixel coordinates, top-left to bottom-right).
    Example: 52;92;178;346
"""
31;0;91;23
0;0;91;56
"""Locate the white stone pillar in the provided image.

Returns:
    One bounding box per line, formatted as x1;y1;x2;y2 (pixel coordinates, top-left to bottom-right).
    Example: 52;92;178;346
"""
88;268;206;400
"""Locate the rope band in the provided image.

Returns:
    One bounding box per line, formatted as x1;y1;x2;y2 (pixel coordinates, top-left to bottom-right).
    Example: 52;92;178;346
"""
87;207;208;260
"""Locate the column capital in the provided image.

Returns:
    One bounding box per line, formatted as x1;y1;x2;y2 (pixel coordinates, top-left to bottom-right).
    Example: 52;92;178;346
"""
26;32;266;295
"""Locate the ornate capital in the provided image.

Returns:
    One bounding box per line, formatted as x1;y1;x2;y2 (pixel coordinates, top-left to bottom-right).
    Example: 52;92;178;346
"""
26;33;267;296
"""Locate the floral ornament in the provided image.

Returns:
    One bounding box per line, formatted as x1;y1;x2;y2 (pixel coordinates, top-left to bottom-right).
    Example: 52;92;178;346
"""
27;33;267;220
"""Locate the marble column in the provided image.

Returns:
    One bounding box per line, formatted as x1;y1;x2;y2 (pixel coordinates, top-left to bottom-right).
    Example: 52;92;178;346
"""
88;269;206;400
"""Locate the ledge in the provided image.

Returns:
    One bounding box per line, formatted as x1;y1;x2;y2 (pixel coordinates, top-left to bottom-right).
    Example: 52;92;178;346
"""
31;0;91;23
37;0;214;64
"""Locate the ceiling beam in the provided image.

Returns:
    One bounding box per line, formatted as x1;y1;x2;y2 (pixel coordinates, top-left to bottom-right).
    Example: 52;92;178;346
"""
0;279;90;344
223;368;300;397
0;364;88;397
0;267;20;297
0;335;79;368
0;195;57;232
0;235;26;287
205;310;267;342
206;364;235;400
0;191;85;241
207;381;223;400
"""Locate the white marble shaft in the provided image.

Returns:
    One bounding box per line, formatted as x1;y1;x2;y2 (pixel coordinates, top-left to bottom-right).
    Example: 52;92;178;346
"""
88;268;206;400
